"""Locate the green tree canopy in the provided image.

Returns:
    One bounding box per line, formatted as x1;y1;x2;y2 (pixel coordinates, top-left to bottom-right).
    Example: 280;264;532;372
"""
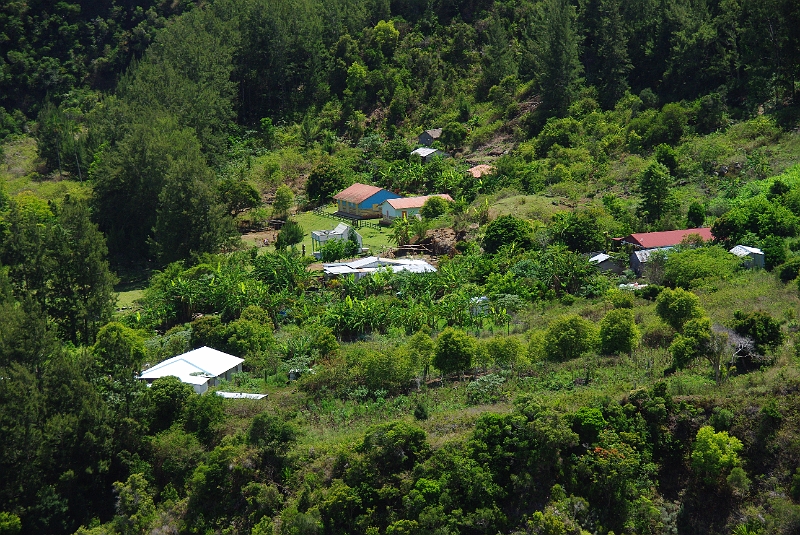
434;328;475;377
599;308;639;355
655;287;704;331
483;215;534;254
544;315;598;361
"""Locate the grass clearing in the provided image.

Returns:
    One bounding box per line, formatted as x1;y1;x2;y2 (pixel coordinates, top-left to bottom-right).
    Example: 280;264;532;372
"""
292;205;396;256
116;289;144;311
1;135;92;201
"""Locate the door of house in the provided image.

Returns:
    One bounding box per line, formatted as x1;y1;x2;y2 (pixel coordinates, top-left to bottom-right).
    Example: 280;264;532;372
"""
402;210;407;219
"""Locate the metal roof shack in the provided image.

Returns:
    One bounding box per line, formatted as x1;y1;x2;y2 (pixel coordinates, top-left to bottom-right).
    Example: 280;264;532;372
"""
418;128;443;146
139;346;244;394
616;228;713;249
730;245;765;268
323;256;436;279
411;147;449;163
333;183;386;204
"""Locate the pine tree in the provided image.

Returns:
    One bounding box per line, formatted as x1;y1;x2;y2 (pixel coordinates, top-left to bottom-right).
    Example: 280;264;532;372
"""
533;0;583;116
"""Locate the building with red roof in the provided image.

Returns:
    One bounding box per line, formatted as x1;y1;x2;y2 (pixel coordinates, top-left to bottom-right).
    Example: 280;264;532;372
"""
616;228;714;249
333;183;400;219
381;194;454;222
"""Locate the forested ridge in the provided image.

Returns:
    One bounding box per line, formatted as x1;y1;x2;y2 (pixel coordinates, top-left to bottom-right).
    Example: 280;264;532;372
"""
3;0;800;534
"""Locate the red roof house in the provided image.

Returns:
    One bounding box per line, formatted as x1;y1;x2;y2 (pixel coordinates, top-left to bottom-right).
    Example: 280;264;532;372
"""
333;183;400;219
381;194;454;222
616;228;714;249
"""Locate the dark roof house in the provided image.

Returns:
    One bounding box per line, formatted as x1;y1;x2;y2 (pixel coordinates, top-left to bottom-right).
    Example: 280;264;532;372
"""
418;128;443;146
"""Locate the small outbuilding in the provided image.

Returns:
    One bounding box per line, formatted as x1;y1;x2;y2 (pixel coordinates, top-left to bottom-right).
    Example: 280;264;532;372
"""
588;252;624;275
411;147;449;163
333;183;400;219
311;223;364;258
730;245;765;269
381;194;454;223
630;248;671;277
139;346;244;394
418;128;442;146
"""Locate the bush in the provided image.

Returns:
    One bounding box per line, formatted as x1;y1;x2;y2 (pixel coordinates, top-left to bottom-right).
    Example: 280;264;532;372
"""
466;374;506;405
434;328;476;377
319;237;359;262
544;315;598;362
571;407;606;445
275;220;304;250
778;257;800;282
641;321;675;349
606;289;634;309
655;287;704;331
662;246;741;289
732;310;784;353
419;196;451;219
482;215;534;254
691;426;744;485
599;308;639;355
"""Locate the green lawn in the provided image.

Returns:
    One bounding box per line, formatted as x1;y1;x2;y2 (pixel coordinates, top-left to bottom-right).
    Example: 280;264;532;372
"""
292;205;396;257
116;289;144;311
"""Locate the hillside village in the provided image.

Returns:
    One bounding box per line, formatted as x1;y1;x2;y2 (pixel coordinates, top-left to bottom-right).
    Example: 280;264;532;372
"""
3;1;800;534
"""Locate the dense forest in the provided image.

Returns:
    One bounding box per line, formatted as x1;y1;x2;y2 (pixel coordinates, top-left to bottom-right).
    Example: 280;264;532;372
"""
3;0;800;534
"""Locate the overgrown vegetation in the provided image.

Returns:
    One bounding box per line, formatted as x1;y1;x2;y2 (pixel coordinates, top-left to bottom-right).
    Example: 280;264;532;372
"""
2;0;800;534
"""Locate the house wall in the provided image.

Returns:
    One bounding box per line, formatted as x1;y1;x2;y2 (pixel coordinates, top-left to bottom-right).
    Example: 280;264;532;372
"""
630;253;645;277
356;190;400;218
419;133;434;146
382;204;422;222
337;190;400;218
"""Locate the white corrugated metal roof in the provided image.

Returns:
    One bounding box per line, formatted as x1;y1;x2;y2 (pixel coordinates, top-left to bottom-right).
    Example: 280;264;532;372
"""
730;245;764;257
411;147;440;157
323;256;436;276
215;392;267;399
589;253;610;263
140;346;243;383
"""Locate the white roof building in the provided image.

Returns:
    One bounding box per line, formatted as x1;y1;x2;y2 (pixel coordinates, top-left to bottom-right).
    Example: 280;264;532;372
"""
139;346;244;394
411;147;449;162
311;223;364;257
730;245;765;268
323;256;436;279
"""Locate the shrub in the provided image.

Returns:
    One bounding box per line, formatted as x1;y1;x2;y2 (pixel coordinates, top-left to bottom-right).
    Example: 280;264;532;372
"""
599;308;639;355
662;246;741;289
419;196;452;219
466;374;506;405
778;257;800;282
571;407;606;445
655;287;704;331
482;215;534;254
319;237;359;262
544;315;598;362
275;220;304;250
732;310;784;353
434;328;476;377
641;321;675;349
606;289;635;308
